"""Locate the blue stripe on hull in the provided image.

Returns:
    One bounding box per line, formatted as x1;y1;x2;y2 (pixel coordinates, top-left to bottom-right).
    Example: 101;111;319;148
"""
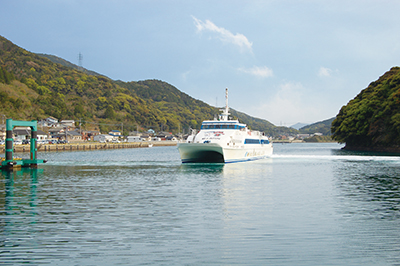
224;155;270;164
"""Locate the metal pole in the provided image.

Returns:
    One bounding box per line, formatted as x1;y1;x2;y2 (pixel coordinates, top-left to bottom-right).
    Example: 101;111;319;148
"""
30;126;37;161
5;119;13;161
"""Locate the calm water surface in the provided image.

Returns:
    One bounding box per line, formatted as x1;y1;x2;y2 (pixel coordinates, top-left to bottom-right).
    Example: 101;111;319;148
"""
1;143;400;265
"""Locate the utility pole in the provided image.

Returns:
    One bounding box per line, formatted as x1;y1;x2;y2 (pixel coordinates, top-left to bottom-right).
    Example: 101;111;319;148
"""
78;52;83;71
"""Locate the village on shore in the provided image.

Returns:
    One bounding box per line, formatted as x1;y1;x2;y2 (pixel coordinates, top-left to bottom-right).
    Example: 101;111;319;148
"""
0;116;331;146
0;116;180;146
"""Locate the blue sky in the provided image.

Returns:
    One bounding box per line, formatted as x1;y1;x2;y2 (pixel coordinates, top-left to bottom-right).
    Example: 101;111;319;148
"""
1;0;400;126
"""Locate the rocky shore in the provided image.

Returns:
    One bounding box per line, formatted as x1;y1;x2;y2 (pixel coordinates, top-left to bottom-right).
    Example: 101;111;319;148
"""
343;144;400;153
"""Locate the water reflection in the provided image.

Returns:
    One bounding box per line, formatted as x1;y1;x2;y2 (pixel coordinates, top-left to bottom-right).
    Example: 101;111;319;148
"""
1;168;43;264
332;147;400;158
332;148;400;219
179;163;224;174
334;159;400;220
1;168;42;214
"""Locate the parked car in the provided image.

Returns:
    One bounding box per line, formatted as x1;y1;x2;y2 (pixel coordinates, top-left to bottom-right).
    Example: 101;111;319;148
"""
22;139;30;145
0;140;5;145
111;139;121;143
57;140;68;144
14;139;22;145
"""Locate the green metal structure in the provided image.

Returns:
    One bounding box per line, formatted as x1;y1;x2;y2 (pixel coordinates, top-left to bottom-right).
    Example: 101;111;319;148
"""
1;119;46;170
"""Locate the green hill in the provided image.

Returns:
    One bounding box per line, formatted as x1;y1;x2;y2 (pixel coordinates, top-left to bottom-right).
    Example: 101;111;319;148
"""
0;35;296;136
299;117;334;136
331;67;400;152
37;53;102;77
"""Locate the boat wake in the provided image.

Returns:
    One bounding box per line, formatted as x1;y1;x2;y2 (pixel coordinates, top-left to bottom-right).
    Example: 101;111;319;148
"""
271;153;400;164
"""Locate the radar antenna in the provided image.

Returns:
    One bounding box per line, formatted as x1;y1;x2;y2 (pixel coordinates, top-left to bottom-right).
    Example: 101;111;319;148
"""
219;88;230;121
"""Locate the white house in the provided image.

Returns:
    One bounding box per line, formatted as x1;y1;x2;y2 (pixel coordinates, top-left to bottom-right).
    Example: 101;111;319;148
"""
127;136;142;142
40;116;58;127
60;120;75;127
109;130;121;136
37;130;48;140
66;130;82;141
12;128;48;140
94;134;113;143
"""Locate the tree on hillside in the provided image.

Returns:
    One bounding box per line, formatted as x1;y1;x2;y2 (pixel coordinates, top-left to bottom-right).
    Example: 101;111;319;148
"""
105;105;115;119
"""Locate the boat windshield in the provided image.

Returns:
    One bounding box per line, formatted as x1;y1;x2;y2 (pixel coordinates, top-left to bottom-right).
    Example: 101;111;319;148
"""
201;124;244;130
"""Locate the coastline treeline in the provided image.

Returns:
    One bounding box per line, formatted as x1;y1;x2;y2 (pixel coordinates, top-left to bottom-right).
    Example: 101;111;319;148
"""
332;67;400;152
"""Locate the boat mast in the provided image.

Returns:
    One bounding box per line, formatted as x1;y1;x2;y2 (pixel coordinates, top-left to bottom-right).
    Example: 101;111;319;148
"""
220;88;230;121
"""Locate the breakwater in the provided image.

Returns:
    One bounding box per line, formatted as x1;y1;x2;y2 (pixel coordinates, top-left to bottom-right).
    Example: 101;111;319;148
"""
0;141;177;153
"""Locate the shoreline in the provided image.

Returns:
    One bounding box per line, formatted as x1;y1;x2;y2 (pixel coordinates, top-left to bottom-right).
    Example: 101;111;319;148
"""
343;144;400;154
272;140;337;143
1;141;178;153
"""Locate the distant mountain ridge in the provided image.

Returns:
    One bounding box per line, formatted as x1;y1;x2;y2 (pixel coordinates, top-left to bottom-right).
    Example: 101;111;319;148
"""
290;122;308;130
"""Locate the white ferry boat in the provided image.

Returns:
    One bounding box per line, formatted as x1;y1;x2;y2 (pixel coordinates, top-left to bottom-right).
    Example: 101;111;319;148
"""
178;89;273;163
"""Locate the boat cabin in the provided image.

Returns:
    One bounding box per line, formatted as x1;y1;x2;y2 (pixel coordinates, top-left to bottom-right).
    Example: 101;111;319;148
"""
200;120;246;130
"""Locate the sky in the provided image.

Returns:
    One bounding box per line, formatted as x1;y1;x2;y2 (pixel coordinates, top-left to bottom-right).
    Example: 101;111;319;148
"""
1;0;400;126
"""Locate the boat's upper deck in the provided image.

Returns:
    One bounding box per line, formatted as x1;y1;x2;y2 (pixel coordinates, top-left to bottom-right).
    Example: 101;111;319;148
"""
200;120;246;130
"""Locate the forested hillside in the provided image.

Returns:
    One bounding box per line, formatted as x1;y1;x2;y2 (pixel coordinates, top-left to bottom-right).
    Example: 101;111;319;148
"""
37;53;102;76
331;67;400;151
0;35;292;135
299;117;334;136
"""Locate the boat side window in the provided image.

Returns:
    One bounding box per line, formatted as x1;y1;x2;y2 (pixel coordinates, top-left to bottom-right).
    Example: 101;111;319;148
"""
202;124;238;129
202;125;213;129
245;139;261;144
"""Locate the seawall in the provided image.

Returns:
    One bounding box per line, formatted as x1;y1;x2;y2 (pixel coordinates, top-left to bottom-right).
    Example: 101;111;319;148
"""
1;141;177;153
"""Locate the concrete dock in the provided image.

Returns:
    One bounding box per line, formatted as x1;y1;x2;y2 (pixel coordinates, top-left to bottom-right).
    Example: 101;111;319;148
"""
1;141;177;153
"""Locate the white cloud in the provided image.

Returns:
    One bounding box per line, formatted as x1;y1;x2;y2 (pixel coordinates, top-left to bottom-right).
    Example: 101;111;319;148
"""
254;82;319;125
318;67;332;77
238;66;273;78
192;16;253;52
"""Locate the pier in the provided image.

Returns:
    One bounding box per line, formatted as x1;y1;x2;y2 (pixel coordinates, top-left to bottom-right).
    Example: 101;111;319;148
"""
1;119;46;170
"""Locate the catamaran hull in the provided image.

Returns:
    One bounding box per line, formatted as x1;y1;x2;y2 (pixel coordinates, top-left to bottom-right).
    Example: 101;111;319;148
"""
178;143;273;163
